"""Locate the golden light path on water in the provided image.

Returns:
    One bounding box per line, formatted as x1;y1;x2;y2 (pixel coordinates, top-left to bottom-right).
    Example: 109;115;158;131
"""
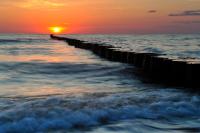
0;41;94;63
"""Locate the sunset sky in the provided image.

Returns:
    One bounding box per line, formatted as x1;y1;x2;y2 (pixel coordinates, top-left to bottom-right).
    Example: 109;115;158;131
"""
0;0;200;34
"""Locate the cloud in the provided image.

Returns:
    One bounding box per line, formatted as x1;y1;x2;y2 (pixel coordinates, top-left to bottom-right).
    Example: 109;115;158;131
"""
173;20;200;24
1;0;66;8
148;10;157;13
21;0;65;8
169;10;200;16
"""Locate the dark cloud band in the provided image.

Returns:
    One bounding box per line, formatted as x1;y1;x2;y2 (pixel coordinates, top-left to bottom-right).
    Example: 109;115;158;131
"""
173;20;200;24
148;10;157;13
169;10;200;16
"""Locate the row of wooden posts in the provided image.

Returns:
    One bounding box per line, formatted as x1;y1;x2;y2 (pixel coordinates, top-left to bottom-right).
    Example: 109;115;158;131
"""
50;34;200;89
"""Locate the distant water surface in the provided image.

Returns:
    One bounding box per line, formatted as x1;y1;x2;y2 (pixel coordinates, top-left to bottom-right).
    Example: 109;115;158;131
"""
65;34;200;61
0;34;200;133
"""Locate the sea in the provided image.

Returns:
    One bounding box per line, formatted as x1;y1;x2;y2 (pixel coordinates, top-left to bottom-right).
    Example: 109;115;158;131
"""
0;34;200;133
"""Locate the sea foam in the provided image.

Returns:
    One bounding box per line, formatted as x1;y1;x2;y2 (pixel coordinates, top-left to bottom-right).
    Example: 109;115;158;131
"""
0;90;199;132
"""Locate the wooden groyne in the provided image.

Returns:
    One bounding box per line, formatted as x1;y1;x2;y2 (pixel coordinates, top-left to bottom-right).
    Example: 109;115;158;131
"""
50;34;200;89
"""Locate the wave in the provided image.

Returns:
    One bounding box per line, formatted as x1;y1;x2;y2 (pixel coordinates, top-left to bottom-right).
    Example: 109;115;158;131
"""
0;38;49;44
0;62;132;77
0;61;135;91
0;90;199;132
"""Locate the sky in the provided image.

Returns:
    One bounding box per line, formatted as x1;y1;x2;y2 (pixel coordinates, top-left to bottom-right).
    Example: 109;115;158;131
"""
0;0;200;34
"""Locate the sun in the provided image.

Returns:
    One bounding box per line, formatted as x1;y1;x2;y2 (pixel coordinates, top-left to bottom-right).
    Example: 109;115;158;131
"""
49;26;64;34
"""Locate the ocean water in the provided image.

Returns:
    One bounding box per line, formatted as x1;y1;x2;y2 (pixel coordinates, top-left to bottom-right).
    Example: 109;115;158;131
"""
0;34;200;133
65;34;200;61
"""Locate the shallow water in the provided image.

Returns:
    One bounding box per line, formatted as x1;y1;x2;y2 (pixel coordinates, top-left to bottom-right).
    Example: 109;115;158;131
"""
0;34;200;133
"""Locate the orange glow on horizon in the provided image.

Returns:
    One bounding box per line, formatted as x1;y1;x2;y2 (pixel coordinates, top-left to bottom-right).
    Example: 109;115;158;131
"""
1;0;200;33
49;26;64;34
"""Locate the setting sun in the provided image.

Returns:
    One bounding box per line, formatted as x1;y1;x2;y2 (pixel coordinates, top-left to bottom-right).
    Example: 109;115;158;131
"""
49;26;64;34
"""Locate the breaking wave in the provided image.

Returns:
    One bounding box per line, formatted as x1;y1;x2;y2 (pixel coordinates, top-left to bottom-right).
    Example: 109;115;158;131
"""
0;90;200;132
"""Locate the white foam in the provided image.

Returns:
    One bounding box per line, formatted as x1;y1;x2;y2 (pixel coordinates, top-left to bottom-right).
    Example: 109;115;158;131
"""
0;90;200;132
